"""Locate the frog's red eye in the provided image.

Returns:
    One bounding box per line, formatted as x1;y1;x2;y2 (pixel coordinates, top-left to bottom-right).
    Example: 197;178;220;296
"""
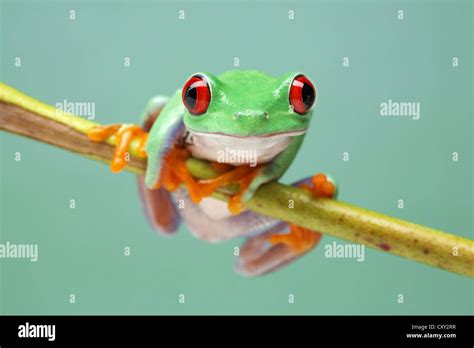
182;74;211;115
289;74;316;115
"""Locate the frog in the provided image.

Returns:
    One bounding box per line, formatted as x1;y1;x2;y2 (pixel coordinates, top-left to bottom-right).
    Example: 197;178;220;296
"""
88;70;337;276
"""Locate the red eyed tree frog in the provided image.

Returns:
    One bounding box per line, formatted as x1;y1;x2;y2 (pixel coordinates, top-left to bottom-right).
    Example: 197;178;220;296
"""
88;70;337;276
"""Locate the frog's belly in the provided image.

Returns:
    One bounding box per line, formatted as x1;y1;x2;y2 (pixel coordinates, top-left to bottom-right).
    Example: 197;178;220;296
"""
172;188;281;242
198;196;234;219
185;130;305;165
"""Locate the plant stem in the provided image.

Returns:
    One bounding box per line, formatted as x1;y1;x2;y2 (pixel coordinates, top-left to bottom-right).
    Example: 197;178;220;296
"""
1;82;473;278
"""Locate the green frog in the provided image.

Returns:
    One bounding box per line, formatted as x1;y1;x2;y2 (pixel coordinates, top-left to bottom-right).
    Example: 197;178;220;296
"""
88;70;337;276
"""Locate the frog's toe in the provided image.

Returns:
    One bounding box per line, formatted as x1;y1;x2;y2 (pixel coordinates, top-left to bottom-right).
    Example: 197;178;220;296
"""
156;146;207;203
310;173;337;198
192;164;262;214
87;124;120;141
88;124;148;173
269;224;322;254
227;165;263;214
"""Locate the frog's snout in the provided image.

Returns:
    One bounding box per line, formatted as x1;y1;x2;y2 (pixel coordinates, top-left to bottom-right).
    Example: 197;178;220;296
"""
233;110;269;120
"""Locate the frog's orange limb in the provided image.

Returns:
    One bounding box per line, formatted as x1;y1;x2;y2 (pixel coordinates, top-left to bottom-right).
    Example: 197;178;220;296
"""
227;167;262;214
87;124;148;173
158;156;180;192
157;147;204;203
269;173;335;253
198;165;255;194
198;165;262;214
210;162;234;174
87;125;121;141
111;126;137;172
299;183;313;193
311;173;336;198
269;225;323;253
156;147;259;205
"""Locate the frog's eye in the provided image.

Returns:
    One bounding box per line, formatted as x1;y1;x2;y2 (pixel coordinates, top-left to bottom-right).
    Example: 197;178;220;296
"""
289;74;316;115
182;74;211;115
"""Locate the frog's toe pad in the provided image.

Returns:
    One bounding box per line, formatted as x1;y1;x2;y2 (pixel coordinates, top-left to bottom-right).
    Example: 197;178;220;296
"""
302;173;336;198
87;124;148;173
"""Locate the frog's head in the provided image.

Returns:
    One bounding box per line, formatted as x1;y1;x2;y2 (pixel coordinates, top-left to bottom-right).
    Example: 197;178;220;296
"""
181;70;316;136
180;70;317;164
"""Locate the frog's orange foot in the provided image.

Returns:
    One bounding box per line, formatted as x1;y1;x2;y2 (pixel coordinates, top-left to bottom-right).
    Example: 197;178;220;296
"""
264;173;333;256
157;150;261;206
157;146;205;203
197;164;262;215
300;173;336;199
269;225;322;254
210;162;234;174
88;124;148;173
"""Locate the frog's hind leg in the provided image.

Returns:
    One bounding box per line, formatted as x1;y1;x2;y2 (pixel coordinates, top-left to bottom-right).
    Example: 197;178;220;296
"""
236;222;321;276
172;188;281;243
137;177;180;233
236;174;337;276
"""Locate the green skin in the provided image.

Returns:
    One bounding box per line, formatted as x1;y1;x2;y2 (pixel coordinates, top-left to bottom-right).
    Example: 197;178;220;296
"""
145;70;314;203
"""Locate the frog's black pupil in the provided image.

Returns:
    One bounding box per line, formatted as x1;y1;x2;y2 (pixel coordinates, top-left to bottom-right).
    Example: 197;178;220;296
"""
185;87;197;110
302;83;315;108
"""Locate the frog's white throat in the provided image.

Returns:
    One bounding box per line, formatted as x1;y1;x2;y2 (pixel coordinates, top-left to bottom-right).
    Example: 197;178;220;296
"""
185;129;306;166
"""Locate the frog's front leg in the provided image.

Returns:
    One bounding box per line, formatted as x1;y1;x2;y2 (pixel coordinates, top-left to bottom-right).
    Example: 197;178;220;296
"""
267;173;336;252
88;124;148;172
197;164;264;214
155;145;207;203
236;174;337;276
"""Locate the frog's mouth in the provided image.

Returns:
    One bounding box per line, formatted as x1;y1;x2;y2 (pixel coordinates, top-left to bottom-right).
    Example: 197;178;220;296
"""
184;129;306;165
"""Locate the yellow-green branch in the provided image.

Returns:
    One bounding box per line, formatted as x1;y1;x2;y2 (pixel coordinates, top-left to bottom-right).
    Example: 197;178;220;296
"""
1;82;473;278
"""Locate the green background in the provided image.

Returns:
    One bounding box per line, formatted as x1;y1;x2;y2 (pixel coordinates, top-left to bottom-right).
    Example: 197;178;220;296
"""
1;0;472;315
